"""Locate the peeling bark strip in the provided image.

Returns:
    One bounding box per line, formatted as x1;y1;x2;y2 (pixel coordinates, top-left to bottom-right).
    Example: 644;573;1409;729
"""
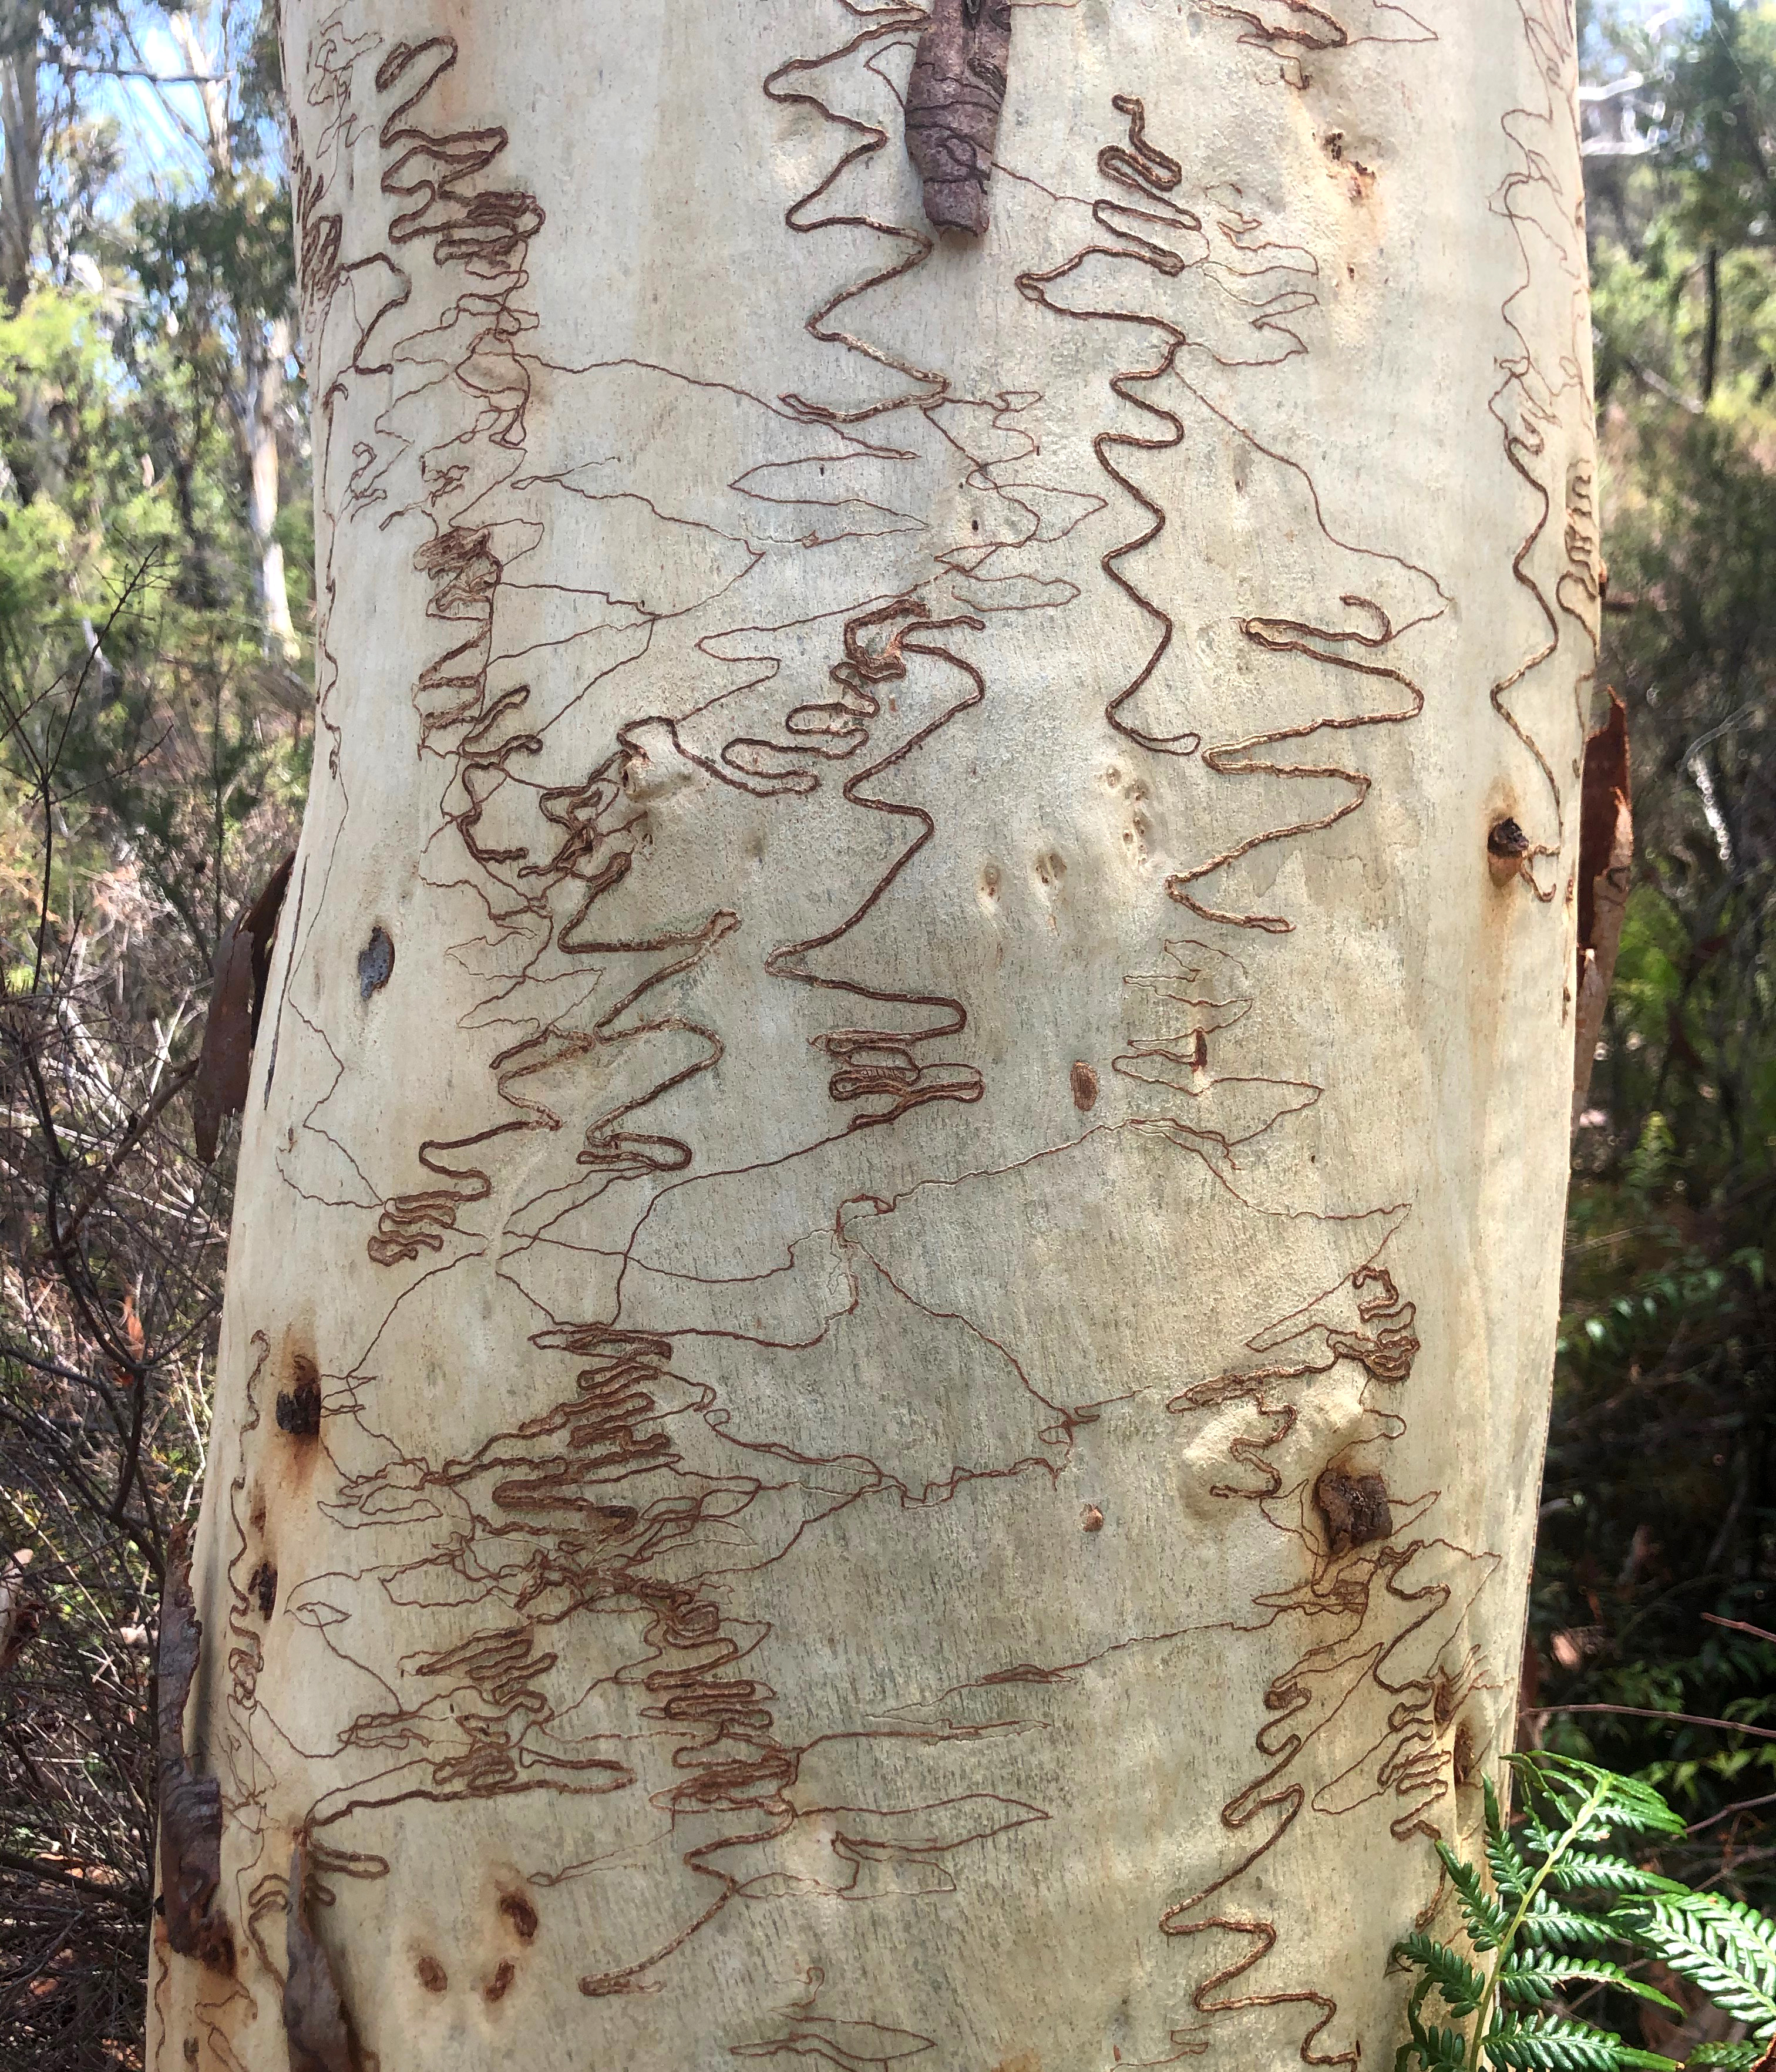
191;850;294;1162
284;1842;356;2072
904;0;1012;234
156;1553;231;1969
1572;691;1633;1131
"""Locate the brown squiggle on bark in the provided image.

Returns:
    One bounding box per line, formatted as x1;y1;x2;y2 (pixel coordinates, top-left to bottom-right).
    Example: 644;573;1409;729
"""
759;599;987;1130
1021;95;1437;932
1206;0;1433;51
764;5;944;425
1015;98;1205;762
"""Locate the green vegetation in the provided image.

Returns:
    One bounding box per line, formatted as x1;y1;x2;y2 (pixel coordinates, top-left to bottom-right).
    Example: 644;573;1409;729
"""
1395;1755;1775;2072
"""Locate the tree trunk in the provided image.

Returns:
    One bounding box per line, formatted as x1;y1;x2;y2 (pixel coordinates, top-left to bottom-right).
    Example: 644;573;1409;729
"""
153;4;1598;2067
0;1;39;314
169;6;302;655
246;317;300;659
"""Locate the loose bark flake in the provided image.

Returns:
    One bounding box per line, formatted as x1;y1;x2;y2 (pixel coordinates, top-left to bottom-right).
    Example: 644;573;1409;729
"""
156;1553;231;1969
284;1841;356;2072
904;0;1012;234
192;850;294;1163
1572;691;1633;1130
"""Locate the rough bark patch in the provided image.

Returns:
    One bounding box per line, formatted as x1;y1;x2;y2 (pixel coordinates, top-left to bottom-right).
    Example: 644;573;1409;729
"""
276;1355;324;1439
1486;815;1531;885
285;1841;355;2072
248;1561;277;1620
904;0;1012;234
156;1553;231;1969
1314;1466;1392;1555
356;926;394;1000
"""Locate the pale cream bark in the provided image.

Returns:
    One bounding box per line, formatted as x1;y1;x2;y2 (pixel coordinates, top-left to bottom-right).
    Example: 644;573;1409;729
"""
152;3;1597;2067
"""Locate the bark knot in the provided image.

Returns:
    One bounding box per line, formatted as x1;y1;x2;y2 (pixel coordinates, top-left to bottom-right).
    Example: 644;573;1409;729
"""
1314;1465;1392;1556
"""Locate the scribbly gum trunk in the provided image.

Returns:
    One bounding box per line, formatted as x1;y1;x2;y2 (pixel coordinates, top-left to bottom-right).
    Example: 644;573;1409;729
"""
151;4;1596;2067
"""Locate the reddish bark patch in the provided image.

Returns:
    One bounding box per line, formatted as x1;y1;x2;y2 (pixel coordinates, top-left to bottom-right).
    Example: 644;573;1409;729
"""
191;852;292;1162
1069;1061;1099;1112
416;1955;448;1994
485;1960;516;2004
499;1892;538;1941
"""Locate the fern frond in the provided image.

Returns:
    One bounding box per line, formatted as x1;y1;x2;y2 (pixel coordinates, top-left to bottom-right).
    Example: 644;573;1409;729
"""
1548;1854;1684;1899
1439;1840;1508;1951
1627;1894;1776;2036
1517;1898;1626;1953
1397;1973;1470;2072
1687;2045;1768;2070
1400;2023;1471;2072
1495;1955;1679;2012
1397;1931;1486;2016
1484;2010;1677;2069
1509;1755;1683;1839
1488;1777;1536;1902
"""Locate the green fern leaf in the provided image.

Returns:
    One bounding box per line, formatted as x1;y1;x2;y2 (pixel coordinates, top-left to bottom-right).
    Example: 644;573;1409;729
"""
1439;1841;1508;1951
1516;1899;1625;1953
1488;1777;1536;1901
1398;2023;1470;2072
1396;1974;1470;2072
1420;2024;1471;2071
1398;1931;1486;2016
1496;1955;1679;2012
1687;2046;1767;2070
1509;1755;1682;1840
1627;1894;1776;2035
1484;2010;1677;2070
1548;1855;1684;1899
